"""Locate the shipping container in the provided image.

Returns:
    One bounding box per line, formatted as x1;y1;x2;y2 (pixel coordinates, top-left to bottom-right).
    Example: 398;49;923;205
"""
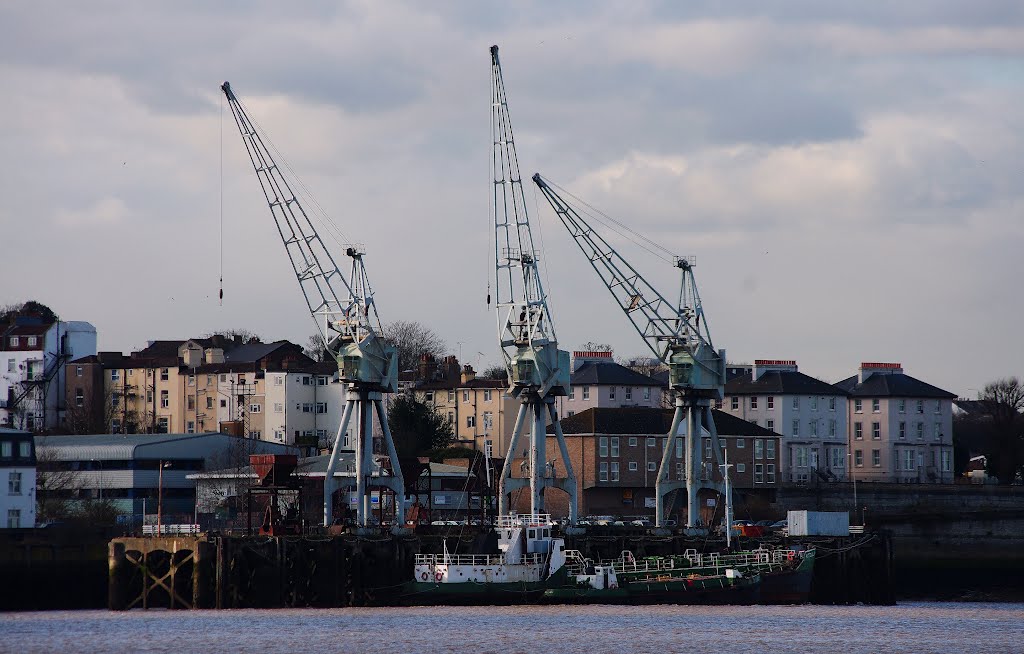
787;510;850;537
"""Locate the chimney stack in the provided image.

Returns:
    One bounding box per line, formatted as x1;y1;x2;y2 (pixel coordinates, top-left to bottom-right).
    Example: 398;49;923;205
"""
859;362;903;384
461;364;476;384
752;359;798;380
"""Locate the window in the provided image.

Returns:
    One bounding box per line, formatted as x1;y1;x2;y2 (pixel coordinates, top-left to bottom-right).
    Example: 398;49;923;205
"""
75;365;83;377
185;396;194;411
318;376;328;386
610;462;620;482
188;375;195;387
610;437;619;457
157;417;169;433
704;438;712;459
675;437;683;458
792;420;799;437
447;411;454;424
9;471;22;495
854;422;863;440
111;419;121;434
9;337;18;347
160;368;169;381
647;461;657;472
854;399;862;413
829;397;836;411
111;369;121;382
302;376;311;386
736;463;746;473
251;430;262;439
715;399;723;409
795;447;807;468
811;396;818;411
206;397;214;410
730;397;739;410
484;389;492;402
766;464;775;483
766;440;776;459
898;422;906;439
75;388;84;407
582;386;591;401
810;420;818;437
916;422;924;440
754;464;764;484
766;419;774;431
941;450;951;472
186;421;195;434
750;396;758;410
160;390;169;408
27;336;37;347
463;390;469;403
568;387;575;400
767;396;774;410
448;390;456;402
903;450;915;470
643;387;651;400
424;391;434;403
625;387;632;401
646;437;655;447
219;374;226;383
483;411;493;432
250;403;262;413
315;402;327;414
934;401;941;414
916;400;924;414
829;420;836;437
872;422;880;440
854;450;863;467
898;399;906;413
599;462;608;481
301;403;313;413
629;461;638;471
466;415;476;428
933;423;941;441
872;449;881;467
0;442;10;458
599;437;608;457
830;447;844;469
736;438;745;449
792;397;800;410
7;509;20;529
754;439;764;459
6;359;14;372
629;437;638;447
220;399;227;408
872;399;880;413
609;386;616;400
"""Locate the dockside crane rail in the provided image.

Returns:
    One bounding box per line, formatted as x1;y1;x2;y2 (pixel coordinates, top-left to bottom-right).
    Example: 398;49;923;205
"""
220;81;404;531
532;172;727;529
489;47;577;523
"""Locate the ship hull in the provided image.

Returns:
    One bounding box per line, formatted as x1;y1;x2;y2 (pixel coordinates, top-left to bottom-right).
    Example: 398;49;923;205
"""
543;574;761;606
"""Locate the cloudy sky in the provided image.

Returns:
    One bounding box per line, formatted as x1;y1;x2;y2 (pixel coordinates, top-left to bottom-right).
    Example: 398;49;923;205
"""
1;2;1021;396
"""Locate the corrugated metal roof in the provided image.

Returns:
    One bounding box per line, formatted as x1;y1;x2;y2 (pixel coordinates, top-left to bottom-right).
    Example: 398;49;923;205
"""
34;432;297;461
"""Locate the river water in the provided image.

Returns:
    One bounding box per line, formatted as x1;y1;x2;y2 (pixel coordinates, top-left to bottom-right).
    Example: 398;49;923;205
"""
1;603;1022;654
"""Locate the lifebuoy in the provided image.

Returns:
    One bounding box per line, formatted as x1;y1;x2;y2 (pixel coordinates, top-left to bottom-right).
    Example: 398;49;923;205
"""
435;571;443;582
786;551;795;561
420;571;428;581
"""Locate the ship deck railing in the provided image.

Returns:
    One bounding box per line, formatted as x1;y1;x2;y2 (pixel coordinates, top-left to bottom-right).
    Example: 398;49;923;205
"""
612;548;800;574
414;553;546;566
495;514;552;529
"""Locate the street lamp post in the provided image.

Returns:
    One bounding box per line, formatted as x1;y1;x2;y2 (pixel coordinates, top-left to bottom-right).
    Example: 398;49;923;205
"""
157;460;171;536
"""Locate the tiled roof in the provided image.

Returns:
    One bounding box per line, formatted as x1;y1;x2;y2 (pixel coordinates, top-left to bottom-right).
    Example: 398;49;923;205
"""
726;371;847;396
550;407;778;437
571;361;662;387
835;373;956;399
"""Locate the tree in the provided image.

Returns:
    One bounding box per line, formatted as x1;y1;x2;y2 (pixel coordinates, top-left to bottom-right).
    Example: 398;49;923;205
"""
304;332;329;363
383;320;447;373
0;300;58;325
481;364;507;381
978;378;1024;484
387;394;454;460
202;328;262;344
578;341;612;352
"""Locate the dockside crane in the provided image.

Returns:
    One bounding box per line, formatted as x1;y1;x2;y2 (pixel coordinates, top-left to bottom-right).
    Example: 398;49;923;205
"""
532;173;726;528
489;47;578;521
221;82;404;530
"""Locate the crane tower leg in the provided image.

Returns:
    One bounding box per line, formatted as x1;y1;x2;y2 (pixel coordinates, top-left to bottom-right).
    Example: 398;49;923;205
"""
498;402;530;516
374;398;405;531
324;397;356;526
546;403;578;524
655;402;686;527
530;400;547;516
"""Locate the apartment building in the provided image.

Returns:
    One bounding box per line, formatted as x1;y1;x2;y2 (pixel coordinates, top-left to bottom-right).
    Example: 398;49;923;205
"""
0;428;36;528
721;359;849;483
554;351;664;419
835;363;956;484
414;363;516;457
66;337;343;449
511;407;780;521
2;317;96;432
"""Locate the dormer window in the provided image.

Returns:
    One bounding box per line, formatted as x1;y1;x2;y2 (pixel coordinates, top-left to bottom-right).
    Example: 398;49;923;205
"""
9;337;18;347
